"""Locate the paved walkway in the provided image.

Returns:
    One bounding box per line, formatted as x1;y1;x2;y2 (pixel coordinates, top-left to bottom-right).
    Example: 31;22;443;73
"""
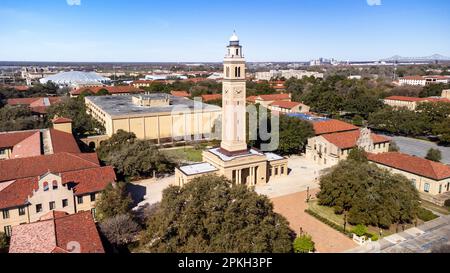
255;155;328;198
271;190;357;253
129;176;174;211
347;214;450;253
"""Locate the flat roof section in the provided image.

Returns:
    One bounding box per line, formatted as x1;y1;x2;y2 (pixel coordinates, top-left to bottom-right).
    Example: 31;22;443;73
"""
179;163;217;176
208;148;264;162
265;152;285;161
86;94;221;118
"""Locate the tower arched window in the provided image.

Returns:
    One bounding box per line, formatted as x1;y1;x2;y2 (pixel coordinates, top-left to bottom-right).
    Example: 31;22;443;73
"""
238;67;241;77
236;48;239;56
235;67;238;77
43;182;49;192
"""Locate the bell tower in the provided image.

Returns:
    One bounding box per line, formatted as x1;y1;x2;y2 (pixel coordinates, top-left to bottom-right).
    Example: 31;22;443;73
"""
221;32;248;153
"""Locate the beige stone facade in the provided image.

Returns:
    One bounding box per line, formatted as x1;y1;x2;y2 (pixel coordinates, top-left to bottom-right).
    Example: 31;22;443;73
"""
306;128;390;166
1;172;104;236
85;95;221;143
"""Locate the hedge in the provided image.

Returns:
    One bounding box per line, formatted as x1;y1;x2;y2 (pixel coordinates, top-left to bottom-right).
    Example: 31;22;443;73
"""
305;209;352;237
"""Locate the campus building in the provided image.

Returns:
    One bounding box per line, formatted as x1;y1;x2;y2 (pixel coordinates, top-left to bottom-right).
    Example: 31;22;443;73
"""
85;93;221;143
9;211;104;253
175;33;288;187
383;95;450;111
305;128;390;166
368;152;450;206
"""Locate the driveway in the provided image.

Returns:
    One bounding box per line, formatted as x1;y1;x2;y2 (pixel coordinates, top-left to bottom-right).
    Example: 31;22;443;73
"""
271;190;357;253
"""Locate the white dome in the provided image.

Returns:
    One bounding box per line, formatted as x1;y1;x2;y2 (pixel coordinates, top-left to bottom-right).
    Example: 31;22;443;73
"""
230;31;239;42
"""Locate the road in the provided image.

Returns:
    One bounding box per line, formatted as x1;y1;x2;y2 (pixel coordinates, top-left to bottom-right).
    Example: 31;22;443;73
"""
388;136;450;164
346;214;450;253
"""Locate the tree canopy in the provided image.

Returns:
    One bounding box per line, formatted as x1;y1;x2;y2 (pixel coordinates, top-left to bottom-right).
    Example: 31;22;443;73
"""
317;152;420;228
426;148;442;162
139;175;295;253
95;182;133;222
97;130;175;180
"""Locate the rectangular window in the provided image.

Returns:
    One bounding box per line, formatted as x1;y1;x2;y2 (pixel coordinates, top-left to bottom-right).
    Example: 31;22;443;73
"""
0;149;5;155
439;184;442;194
49;201;55;210
275;168;278;176
62;199;68;208
90;193;96;202
281;167;284;175
77;196;84;204
18;207;26;216
424;183;430;193
2;210;9;219
4;226;12;237
91;208;97;220
36;204;43;213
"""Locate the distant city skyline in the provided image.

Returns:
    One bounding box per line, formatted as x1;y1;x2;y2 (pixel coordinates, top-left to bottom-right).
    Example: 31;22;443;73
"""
0;0;449;62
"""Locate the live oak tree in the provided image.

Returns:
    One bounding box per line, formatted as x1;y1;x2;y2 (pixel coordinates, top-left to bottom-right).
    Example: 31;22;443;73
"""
95;183;133;222
317;151;420;228
97;130;175;180
99;214;141;248
426;148;442;162
139;175;295;253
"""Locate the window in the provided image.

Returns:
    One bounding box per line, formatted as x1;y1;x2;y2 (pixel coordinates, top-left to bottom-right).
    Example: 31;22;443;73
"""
77;196;84;204
18;207;26;216
236;48;239;55
91;208;97;220
2;210;9;219
275;168;278;176
43;182;49;191
4;226;12;237
0;149;5;155
424;183;430;193
49;201;55;210
36;204;43;213
62;199;68;208
439;185;442;194
90;193;96;202
52;180;58;190
281;167;285;175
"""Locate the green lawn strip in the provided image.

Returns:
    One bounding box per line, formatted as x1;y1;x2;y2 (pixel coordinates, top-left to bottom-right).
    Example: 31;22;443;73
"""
162;148;203;162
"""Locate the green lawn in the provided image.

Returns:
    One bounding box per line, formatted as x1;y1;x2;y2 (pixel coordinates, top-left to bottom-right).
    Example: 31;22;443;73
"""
162;147;203;163
307;200;430;238
420;200;450;215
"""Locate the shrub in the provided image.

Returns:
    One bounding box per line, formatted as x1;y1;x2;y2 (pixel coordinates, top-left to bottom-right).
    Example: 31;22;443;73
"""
367;232;379;241
293;234;315;253
444;199;450;208
305;209;352;237
351;224;368;237
417;208;438;222
0;232;9;252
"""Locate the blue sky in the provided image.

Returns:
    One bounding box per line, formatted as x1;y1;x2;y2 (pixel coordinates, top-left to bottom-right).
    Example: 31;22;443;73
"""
0;0;449;62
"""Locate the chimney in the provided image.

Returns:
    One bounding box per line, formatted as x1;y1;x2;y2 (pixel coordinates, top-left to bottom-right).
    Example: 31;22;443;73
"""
52;117;73;134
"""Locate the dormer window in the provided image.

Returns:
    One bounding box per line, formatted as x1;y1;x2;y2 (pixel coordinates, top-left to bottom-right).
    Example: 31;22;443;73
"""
43;182;49;192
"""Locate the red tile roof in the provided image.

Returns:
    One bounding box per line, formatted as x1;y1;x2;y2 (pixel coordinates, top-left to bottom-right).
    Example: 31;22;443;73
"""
0;166;115;209
270;101;302;109
49;129;80;154
0;152;99;182
10;131;41;159
322;130;390;149
61;166;116;195
0;130;39;149
401;76;425;81
71;86;144;95
368;152;450;180
52;117;72;124
313;119;359;135
171;90;190;97
255;93;291;101
201;94;222;102
7;97;62;107
9;211;104;253
384;96;424;102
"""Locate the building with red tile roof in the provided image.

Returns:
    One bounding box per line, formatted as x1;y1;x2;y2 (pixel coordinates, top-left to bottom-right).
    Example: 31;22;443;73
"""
171;90;190;98
305;128;390;166
9;211;104;253
201;94;222;102
0;125;80;161
384;95;450;110
7;97;62;115
268;101;310;114
312;119;359;136
70;86;144;97
0;152;99;182
368;152;450;206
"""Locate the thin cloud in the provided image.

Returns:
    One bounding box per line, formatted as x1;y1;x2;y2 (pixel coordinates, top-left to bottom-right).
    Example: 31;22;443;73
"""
66;0;81;6
367;0;382;6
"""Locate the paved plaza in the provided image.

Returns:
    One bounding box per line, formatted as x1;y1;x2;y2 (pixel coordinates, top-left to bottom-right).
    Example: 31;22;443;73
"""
271;190;357;253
